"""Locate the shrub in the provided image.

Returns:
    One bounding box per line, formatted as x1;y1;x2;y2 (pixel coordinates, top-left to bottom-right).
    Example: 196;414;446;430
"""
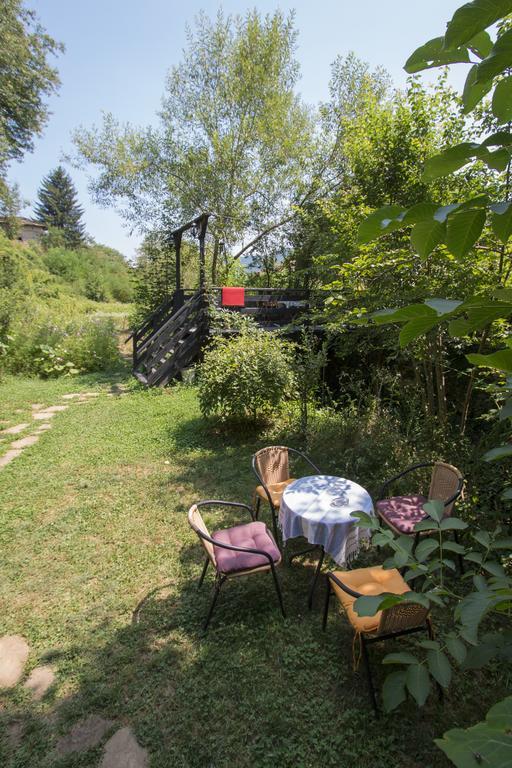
198;331;295;421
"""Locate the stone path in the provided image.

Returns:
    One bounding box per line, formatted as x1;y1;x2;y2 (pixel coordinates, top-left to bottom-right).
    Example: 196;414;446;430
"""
0;636;29;688
56;714;114;756
23;665;55;700
0;385;129;472
100;727;148;768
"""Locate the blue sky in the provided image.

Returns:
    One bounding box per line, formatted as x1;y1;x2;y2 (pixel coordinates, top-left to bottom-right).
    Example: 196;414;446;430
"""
11;0;464;260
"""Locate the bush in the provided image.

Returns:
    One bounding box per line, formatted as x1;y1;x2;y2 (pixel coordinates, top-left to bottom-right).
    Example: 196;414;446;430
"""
198;331;295;421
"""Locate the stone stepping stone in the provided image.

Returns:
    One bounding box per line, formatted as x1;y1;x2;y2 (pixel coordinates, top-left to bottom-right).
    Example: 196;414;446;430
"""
31;403;44;410
11;434;39;450
61;393;81;400
45;405;69;413
0;423;29;435
33;411;56;420
0;636;29;688
100;727;148;768
24;665;55;700
56;714;114;756
0;449;23;469
35;423;52;433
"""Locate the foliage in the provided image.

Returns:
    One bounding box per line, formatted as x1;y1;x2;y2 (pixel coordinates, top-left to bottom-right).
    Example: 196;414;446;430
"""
208;304;259;334
35;166;86;247
291;328;328;440
73;9;316;283
198;330;295;421
0;0;62;208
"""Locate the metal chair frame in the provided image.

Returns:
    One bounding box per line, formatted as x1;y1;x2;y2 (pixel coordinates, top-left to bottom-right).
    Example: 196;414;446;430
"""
322;572;436;715
188;500;285;630
251;446;320;547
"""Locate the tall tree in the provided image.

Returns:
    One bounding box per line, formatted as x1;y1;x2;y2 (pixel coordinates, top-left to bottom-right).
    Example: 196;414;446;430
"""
35;166;86;247
0;0;62;209
73;10;317;282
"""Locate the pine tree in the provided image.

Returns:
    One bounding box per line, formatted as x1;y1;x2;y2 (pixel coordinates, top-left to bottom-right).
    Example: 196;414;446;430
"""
35;166;86;247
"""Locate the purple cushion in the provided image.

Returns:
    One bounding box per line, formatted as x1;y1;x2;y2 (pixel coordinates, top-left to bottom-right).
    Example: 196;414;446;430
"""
212;521;280;573
376;494;428;534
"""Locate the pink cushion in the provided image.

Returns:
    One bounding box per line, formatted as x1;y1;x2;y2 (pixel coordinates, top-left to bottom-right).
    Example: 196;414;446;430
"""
376;494;428;534
212;521;280;573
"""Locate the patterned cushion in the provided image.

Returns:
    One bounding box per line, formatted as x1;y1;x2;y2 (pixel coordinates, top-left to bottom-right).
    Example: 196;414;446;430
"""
255;478;295;507
212;521;280;574
376;494;428;534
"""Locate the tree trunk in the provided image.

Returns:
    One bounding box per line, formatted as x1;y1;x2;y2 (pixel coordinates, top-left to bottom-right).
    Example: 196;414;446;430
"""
433;332;448;424
211;238;219;285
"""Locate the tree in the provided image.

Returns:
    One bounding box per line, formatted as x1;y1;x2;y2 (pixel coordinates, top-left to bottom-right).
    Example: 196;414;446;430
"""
35;166;86;247
0;0;62;206
73;10;317;283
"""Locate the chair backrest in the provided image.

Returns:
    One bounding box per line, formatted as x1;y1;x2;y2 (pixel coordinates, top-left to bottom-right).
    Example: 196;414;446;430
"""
188;504;216;568
378;602;429;635
428;461;463;516
254;446;290;486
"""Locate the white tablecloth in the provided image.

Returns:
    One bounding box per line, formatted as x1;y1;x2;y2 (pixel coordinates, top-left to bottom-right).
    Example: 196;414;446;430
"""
280;475;374;566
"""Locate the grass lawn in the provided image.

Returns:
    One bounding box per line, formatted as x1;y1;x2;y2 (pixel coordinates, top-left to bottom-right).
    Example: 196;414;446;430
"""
0;372;507;767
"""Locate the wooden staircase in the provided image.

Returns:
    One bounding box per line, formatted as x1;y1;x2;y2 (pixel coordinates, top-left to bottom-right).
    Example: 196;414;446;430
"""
131;291;208;387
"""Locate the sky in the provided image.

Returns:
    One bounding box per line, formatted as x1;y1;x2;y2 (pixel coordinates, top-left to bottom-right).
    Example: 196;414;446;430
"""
11;0;465;261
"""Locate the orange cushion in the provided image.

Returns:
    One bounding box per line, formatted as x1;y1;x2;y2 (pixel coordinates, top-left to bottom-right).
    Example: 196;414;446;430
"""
255;479;295;507
330;566;409;633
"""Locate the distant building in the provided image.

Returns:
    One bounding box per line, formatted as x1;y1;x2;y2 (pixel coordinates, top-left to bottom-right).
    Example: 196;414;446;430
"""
0;217;47;242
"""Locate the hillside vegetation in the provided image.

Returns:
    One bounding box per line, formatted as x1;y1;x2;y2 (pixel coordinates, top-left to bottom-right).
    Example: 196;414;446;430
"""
0;233;133;377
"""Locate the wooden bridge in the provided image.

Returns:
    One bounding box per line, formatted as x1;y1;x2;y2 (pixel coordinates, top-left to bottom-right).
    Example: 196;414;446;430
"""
130;286;314;387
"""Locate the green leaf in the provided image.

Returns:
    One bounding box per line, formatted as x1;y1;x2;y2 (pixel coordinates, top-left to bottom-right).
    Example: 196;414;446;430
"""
415;538;439;562
446;208;486;258
383;651;418;665
427;649;452;687
393;549;409;568
353;594;387;617
501;487;512;500
402;202;439;224
493;75;512;122
462;63;493;112
468;348;512;372
475;28;512;84
483;444;512;461
474;529;491;547
440;518;469;531
399;317;440;347
487;695;512;729
467;29;494;58
358;205;405;244
419;639;441;650
405;663;431;707
481;130;512;147
382;671;407;712
434;203;463;222
445;634;467;664
482;560;506;577
443;540;466;554
490;201;512;243
423;499;445;523
423;143;480;180
410;219;445;257
448;317;473;337
414;519;439;532
405;37;471;74
444;0;512;48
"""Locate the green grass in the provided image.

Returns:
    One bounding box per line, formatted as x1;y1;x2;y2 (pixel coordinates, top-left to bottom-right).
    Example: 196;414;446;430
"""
0;374;508;767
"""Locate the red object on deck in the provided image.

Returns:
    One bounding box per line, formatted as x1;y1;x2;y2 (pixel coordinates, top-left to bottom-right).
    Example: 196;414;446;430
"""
221;287;245;307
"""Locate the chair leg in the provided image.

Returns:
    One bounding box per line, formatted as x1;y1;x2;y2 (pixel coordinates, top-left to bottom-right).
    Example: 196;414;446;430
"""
322;575;332;631
198;556;210;589
254;495;261;521
426;619;444;701
270;504;281;552
454;530;464;574
361;637;379;716
270;564;286;618
203;575;224;631
308;547;325;611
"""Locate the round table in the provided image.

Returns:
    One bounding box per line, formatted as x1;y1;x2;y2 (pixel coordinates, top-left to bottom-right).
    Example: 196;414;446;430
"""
280;475;374;607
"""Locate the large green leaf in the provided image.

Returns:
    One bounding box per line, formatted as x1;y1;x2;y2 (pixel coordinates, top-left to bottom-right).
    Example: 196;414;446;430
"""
474;28;512;84
463;64;494;112
444;0;512;48
445;634;467;664
490;201;512;243
423;143;480;180
435;696;512;768
483;445;512;461
383;651;418;665
405;37;471;73
405;663;431;706
467;348;512;372
424;499;447;523
492;76;512;122
415;538;440;562
382;671;407;712
446;208;486;258
427;649;452;687
399;317;440;347
358;205;405;244
402;202;440;224
411;219;445;258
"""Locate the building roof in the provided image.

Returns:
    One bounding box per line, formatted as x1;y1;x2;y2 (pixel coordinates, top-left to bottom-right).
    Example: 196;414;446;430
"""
0;217;47;229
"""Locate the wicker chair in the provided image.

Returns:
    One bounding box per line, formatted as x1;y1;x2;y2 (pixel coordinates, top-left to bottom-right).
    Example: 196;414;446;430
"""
377;461;463;545
252;446;320;545
322;567;434;714
188;500;285;630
